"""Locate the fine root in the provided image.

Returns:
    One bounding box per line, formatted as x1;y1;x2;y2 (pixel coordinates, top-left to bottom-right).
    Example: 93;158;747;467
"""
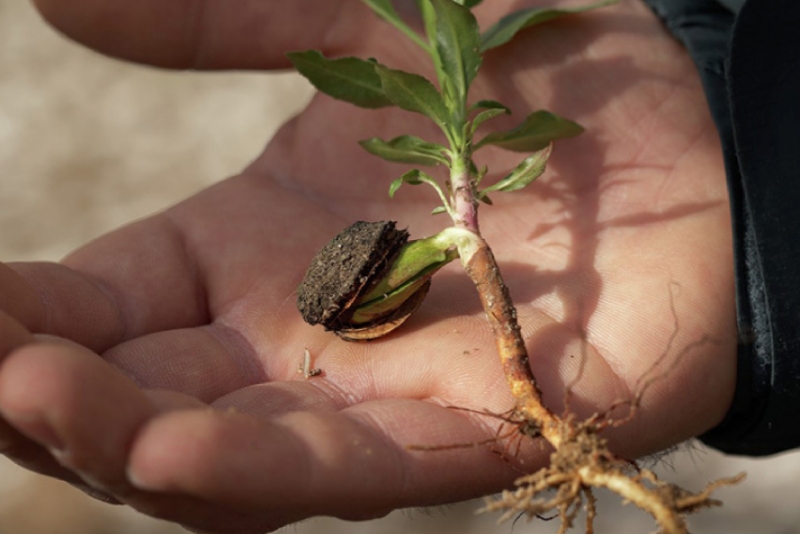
480;416;745;534
459;216;742;534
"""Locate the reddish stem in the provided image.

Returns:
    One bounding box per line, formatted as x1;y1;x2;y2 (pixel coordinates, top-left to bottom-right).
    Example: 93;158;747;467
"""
450;160;561;445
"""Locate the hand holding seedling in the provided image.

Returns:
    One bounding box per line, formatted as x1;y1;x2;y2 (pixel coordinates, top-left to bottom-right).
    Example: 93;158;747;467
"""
292;0;743;530
0;1;739;532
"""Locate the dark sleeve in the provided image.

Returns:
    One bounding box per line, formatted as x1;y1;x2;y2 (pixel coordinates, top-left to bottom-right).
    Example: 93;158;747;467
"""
641;0;800;456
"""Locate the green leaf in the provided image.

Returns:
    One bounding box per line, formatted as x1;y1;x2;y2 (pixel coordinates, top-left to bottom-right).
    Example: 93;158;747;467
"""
389;169;451;214
431;206;448;215
480;0;618;52
359;135;449;166
390;169;429;197
361;0;406;28
468;101;511;138
389;177;408;198
470;107;509;136
361;0;404;24
481;144;552;195
470;99;511;113
462;0;483;6
375;65;450;127
417;0;438;50
286;50;392;108
474;110;583;152
429;0;482;110
475;163;488;184
360;0;430;51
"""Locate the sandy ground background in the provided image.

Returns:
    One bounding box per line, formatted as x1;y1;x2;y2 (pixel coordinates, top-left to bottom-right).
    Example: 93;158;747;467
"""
2;1;800;533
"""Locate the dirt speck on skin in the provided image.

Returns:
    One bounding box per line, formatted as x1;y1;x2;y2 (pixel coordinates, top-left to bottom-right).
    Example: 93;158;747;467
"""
296;220;408;328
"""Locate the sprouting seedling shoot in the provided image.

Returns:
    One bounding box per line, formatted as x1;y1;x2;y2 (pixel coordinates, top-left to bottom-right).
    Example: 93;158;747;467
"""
291;0;614;340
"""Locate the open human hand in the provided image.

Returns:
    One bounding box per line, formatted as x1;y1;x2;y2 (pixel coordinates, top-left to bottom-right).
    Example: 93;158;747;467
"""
0;1;736;532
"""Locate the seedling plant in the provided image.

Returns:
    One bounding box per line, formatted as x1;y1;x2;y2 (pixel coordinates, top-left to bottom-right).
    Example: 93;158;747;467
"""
291;1;741;532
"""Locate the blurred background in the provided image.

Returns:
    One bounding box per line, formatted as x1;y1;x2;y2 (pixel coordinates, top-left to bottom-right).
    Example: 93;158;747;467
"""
2;1;800;533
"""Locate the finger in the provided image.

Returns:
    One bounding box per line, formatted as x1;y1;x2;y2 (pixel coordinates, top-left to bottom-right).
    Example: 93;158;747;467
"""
7;170;334;353
0;343;211;509
0;264;44;333
6;212;210;351
31;0;369;69
0;308;33;360
103;325;267;402
0;417;72;482
0;309;42;462
4;262;126;352
125;399;534;531
0;312;105;491
0;338;159;494
0;335;199;508
0;419;120;504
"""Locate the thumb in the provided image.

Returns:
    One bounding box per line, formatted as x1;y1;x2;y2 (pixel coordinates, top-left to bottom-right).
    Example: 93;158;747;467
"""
31;0;368;70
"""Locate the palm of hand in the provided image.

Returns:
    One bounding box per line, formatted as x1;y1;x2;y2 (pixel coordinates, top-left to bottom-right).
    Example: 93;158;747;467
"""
0;1;735;532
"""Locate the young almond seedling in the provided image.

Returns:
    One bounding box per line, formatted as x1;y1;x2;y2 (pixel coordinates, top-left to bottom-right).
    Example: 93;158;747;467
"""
291;1;742;532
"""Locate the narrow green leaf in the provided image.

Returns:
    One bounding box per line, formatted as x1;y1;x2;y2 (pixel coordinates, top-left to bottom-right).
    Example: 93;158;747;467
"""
287;50;391;108
430;0;482;108
481;144;552;195
468;101;511;141
389;169;452;214
390;169;425;197
474;110;583;152
415;0;451;133
440;75;460;119
479;194;493;205
361;0;403;25
469;99;511;114
480;0;618;52
475;163;488;184
359;135;449;166
361;0;430;51
417;0;438;50
431;206;448;215
389;178;403;197
463;0;483;6
470;107;509;136
375;65;450;126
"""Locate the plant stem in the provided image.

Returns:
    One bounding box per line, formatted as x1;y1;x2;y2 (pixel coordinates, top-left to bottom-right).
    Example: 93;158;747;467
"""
450;154;479;232
449;152;561;445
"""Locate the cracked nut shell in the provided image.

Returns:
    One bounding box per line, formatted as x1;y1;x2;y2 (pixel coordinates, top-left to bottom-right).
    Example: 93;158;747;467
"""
296;220;427;341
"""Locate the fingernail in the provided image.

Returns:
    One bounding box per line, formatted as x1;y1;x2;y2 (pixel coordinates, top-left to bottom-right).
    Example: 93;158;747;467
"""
126;466;154;491
17;416;65;454
75;482;122;504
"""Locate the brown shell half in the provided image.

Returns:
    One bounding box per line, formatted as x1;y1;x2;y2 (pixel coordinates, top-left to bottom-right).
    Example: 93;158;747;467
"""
334;278;431;341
